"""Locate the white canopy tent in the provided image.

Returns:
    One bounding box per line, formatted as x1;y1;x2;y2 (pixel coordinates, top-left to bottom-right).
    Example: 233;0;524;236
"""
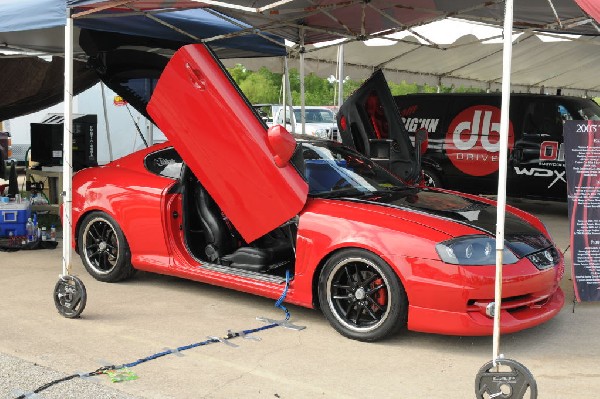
225;17;600;97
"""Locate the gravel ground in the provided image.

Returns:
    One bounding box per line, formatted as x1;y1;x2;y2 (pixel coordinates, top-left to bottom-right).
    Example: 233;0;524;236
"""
0;353;143;399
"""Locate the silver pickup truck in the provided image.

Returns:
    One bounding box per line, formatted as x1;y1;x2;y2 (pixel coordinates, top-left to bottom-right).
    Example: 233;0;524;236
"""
273;105;339;141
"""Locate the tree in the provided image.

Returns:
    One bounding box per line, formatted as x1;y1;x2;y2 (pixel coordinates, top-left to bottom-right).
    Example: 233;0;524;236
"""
228;65;485;105
238;68;280;104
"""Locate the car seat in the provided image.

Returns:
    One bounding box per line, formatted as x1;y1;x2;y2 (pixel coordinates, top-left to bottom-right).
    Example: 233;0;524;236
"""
194;182;237;262
194;180;294;272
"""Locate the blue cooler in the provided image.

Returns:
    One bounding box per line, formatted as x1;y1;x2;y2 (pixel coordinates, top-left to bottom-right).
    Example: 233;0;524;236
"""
0;201;31;237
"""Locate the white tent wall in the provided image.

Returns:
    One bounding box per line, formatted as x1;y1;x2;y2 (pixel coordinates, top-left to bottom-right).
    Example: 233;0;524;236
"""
8;83;163;164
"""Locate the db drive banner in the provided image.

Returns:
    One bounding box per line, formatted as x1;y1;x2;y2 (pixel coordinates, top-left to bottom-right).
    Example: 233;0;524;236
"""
564;120;600;301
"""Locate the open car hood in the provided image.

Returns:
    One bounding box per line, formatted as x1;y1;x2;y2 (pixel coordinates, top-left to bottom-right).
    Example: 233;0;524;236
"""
147;44;308;243
336;70;420;182
80;29;173;122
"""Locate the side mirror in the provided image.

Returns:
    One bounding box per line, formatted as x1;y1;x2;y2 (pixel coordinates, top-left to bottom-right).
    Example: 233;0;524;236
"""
268;125;297;168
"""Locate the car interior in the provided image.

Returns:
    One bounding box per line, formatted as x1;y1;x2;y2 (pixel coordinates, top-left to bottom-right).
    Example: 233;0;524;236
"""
181;166;298;279
337;70;421;184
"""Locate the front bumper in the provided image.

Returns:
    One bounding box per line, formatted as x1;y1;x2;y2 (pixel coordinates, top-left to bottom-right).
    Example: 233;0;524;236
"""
407;287;564;335
395;255;565;336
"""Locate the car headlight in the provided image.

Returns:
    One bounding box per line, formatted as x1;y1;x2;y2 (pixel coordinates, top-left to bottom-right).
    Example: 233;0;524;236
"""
526;247;559;270
436;235;519;265
313;128;329;138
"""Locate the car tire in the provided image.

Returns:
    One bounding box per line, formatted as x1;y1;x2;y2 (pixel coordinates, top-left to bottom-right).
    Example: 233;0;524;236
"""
78;212;134;283
422;167;442;188
318;249;408;341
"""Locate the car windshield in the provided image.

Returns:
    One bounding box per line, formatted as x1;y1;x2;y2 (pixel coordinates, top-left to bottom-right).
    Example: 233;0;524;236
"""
294;109;335;124
301;141;409;197
564;98;600;121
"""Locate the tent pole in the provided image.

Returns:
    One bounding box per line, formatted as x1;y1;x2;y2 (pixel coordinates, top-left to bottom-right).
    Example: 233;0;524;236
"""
493;0;514;365
337;44;344;107
300;28;306;136
284;57;295;133
62;15;74;277
281;58;286;128
100;83;114;161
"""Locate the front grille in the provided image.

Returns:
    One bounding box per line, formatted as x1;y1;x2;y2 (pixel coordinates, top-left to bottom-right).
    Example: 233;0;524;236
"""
467;292;554;317
330;128;339;142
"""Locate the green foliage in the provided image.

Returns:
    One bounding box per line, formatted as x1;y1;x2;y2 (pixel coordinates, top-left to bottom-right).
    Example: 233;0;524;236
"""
238;68;281;104
227;64;484;105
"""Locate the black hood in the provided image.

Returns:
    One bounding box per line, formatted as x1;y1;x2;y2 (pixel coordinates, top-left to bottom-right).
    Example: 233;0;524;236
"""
0;57;98;121
346;188;552;257
80;29;171;122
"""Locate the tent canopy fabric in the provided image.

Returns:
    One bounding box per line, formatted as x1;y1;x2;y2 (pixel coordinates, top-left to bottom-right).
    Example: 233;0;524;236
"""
0;1;285;57
64;0;600;96
0;0;66;32
68;0;600;45
0;0;285;120
0;57;98;121
73;8;285;57
284;18;600;97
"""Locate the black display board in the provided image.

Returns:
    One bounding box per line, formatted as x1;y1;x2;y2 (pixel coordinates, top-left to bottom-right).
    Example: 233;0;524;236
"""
564;120;600;301
30;114;97;172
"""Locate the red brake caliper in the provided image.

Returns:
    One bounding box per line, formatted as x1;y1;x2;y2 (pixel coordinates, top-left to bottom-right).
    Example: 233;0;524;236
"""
372;278;387;309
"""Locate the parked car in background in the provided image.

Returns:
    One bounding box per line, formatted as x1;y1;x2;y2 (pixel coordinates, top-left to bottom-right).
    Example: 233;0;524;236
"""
71;43;564;342
273;105;339;141
252;104;276;126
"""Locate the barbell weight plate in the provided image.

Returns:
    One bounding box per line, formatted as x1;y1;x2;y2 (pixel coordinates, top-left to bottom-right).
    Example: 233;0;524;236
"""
475;358;537;399
53;275;87;318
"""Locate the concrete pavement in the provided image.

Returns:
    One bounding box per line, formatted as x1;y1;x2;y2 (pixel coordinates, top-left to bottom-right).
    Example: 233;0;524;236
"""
0;198;598;398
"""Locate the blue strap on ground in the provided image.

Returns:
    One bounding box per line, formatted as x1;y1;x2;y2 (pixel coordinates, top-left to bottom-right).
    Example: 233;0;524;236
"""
14;269;293;399
122;270;291;368
274;270;291;320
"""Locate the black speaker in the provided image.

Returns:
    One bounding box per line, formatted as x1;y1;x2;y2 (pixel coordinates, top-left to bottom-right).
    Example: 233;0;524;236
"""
30;114;98;171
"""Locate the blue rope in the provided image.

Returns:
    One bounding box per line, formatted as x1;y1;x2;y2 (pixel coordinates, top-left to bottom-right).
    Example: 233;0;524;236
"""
13;272;294;399
122;270;292;368
274;270;291;320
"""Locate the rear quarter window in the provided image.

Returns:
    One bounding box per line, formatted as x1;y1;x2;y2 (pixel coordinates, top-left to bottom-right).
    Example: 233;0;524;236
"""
144;147;183;179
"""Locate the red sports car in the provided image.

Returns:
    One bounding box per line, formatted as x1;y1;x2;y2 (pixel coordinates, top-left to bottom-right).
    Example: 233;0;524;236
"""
71;43;564;341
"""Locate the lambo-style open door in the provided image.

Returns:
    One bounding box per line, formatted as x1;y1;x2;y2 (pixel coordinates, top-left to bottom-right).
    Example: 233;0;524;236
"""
337;70;420;183
148;44;308;243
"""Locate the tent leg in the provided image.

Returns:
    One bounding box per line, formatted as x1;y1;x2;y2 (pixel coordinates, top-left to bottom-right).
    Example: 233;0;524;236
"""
62;16;74;277
475;2;537;396
100;83;114;162
492;0;514;364
300;28;306;136
337;44;344;107
55;14;87;320
283;57;294;133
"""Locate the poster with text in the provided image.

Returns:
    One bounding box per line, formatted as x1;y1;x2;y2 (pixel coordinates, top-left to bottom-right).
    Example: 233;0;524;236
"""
564;120;600;301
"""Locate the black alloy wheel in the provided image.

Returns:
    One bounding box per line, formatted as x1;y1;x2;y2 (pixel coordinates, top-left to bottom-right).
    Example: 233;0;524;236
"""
318;249;407;341
78;212;134;282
